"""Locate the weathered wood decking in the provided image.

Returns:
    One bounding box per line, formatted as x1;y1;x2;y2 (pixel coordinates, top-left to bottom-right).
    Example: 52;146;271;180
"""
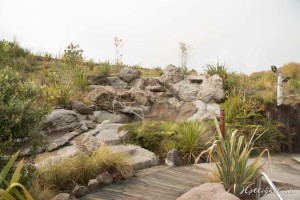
81;165;211;200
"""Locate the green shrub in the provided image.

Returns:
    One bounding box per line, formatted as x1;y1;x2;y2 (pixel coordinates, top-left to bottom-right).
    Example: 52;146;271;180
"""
38;145;133;190
120;121;178;160
0;67;50;153
205;61;229;80
87;59;95;71
63;43;83;68
222;89;283;151
74;69;88;91
0;40;29;65
198;118;269;196
43;82;72;106
177;122;214;164
0;151;34;200
100;60;111;76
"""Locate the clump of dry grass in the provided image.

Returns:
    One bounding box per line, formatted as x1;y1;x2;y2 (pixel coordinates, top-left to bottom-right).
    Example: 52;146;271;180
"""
38;145;133;190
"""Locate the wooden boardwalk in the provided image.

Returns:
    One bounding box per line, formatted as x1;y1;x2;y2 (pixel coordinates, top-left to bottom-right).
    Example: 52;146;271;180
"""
81;165;210;200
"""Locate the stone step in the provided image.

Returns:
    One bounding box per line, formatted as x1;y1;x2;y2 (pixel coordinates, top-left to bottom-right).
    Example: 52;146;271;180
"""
94;129;122;145
108;144;141;155
108;144;159;171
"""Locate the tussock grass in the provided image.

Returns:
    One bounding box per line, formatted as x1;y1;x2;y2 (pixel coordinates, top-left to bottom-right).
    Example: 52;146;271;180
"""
38;145;133;190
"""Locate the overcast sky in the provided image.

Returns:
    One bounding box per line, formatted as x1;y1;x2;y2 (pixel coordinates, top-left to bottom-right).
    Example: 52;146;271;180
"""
1;0;299;74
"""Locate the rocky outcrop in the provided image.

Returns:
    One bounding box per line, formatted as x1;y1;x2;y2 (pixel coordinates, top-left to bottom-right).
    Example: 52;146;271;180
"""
197;74;225;103
161;65;184;84
176;183;240;200
42;109;80;134
87;75;111;86
88;86;117;111
188;100;221;121
149;100;197;122
118;67;141;83
71;100;93;114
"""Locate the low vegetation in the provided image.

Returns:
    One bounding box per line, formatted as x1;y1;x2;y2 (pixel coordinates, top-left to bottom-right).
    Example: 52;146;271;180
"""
120;120;215;163
37;145;133;191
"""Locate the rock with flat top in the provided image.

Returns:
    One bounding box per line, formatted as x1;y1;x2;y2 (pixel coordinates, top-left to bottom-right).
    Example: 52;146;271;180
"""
176;183;240;200
51;193;70;200
118;67;141;83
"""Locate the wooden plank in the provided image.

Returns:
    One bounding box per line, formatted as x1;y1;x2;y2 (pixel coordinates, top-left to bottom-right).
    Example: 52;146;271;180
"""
81;165;211;200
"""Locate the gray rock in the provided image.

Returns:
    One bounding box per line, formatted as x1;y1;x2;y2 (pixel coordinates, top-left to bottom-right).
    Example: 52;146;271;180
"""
75;133;101;155
172;78;202;102
88;86;117;111
168;97;183;108
87;75;111;85
161;64;184;84
88;179;99;191
188;100;221;121
165;149;182;167
47;137;69;151
108;77;129;89
42;109;80;134
71;100;93;114
93;110;134;123
72;185;89;198
128;87;153;106
118;67;141;83
176;183;240;200
118;130;130;144
197;74;225;103
96;172;113;185
51;193;70;200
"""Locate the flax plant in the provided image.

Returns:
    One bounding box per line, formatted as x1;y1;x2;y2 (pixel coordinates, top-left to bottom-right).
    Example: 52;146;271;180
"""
196;117;270;196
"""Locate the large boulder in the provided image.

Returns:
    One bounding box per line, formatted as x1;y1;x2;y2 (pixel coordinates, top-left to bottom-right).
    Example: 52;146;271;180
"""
87;75;111;85
88;86;116;111
197;74;225;103
161;64;184;84
172;76;207;102
118;67;141;83
42;109;80;134
176;183;240;200
71;100;93;114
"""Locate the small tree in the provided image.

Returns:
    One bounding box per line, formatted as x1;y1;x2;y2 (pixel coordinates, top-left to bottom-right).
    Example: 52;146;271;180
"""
63;43;84;68
179;42;191;75
114;37;123;67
